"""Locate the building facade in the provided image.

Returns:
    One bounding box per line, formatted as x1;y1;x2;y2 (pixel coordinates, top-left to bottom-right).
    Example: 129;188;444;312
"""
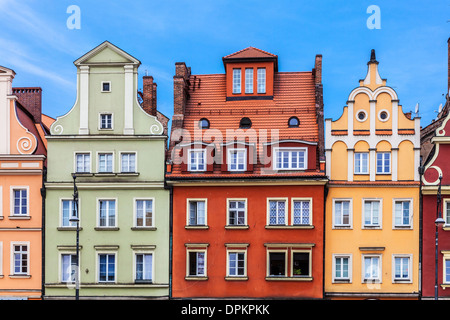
44;41;170;299
324;50;421;299
167;47;327;298
0;66;52;299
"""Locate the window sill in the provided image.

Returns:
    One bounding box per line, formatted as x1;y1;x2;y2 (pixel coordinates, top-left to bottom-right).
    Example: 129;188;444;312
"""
393;225;412;230
442;226;450;231
332;279;351;283
94;227;120;231
8;215;31;220
393;279;412;283
225;276;248;281
94;172;116;177
57;227;83;231
363;226;382;230
131;227;157;231
185;276;208;281
73;173;94;177
117;172;139;176
185;225;209;230
332;226;352;230
9;274;31;279
265;276;313;281
225;225;249;230
265;225;314;229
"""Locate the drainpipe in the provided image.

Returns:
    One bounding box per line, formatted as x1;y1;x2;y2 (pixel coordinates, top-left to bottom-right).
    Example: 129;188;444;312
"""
40;166;47;300
322;182;329;300
418;158;424;300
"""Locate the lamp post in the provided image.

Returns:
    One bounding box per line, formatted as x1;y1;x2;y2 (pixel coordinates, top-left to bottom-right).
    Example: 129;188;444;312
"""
435;175;445;300
69;174;80;300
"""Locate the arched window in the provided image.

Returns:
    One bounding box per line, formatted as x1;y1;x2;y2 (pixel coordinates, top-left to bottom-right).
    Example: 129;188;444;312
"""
288;117;300;127
239;117;252;129
198;118;210;129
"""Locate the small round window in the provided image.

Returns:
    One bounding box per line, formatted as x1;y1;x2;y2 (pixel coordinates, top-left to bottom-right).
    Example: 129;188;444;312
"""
356;110;367;122
239;117;252;129
288;116;300;127
198;118;210;129
378;110;390;122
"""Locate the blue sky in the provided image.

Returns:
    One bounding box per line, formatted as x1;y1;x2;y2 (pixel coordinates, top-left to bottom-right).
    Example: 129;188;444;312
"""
0;0;449;130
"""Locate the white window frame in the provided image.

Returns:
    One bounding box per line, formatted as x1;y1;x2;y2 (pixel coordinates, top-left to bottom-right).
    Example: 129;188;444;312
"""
245;68;253;94
74;152;91;173
376;152;391;174
60;198;79;228
290;249;312;278
97;252;117;283
257;67;266;94
266;249;287;277
187;199;207;226
232;68;241;94
392;254;412;283
227;148;247;172
291;198;312;226
274;147;307;170
362;254;382;283
97;198;117;228
444;200;450;226
10;242;29;276
267;198;288;226
97;152;114;173
133;249;154;283
10;186;29;216
0;242;3;276
443;252;450;284
99;113;113;130
354;152;369;174
393;199;413;229
332;254;352;283
226;198;247;226
362;199;382;229
188;149;206;172
186;248;207;278
101;81;111;92
226;248;247;278
60;251;79;283
332;198;352;228
134;198;155;228
120;151;137;173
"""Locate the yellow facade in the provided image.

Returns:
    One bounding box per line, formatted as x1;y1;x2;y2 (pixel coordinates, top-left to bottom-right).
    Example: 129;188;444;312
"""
324;50;421;299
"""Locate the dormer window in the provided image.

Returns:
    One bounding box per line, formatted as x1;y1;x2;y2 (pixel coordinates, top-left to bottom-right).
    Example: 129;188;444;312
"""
288;117;300;127
245;68;253;94
188;149;206;172
228;149;246;171
233;69;241;94
257;68;266;93
198;118;210;129
239;117;252;129
101;81;111;92
274;148;307;170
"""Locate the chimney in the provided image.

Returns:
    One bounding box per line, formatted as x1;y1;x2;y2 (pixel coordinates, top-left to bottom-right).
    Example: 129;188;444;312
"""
142;76;157;116
314;54;325;165
12;87;42;123
314;54;322;85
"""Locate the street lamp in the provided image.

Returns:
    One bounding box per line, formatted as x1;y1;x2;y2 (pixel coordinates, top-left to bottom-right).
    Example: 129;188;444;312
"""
435;175;445;300
69;174;80;300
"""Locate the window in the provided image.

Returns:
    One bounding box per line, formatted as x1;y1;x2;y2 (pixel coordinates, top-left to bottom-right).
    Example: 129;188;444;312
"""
75;153;90;173
61;254;78;283
334;200;351;227
288;117;299;127
198;118;210;129
188;150;206;172
445;257;450;284
101;81;111;92
100;113;113;129
227;200;246;226
188;251;206;277
394;200;411;228
363;200;381;227
12;188;27;215
135;199;153;227
292;199;311;225
363;255;381;282
239;117;252;129
12;243;29;275
393;255;411;282
228;252;246;277
188;200;206;226
274;148;306;170
376;152;390;174
245;68;253;94
233;68;241;94
446;201;450;225
268;252;286;276
121;153;136;173
98;153;113;173
379;110;389;121
292;251;310;277
257;68;266;93
98;253;115;282
228;149;246;171
61;200;77;227
356;110;367;122
98;199;116;227
354;152;368;174
268;199;286;225
135;253;153;282
333;255;351;282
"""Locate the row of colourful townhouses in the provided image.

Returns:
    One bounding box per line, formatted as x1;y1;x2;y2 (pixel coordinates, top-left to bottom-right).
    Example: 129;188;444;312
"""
1;39;450;300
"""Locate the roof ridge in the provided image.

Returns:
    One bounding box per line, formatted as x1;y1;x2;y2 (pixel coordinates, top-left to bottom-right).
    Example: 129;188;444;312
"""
223;46;277;59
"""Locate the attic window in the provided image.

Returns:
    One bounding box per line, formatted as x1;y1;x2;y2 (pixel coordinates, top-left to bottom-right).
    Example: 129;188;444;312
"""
239;117;252;129
288;117;300;127
199;118;210;129
101;81;111;92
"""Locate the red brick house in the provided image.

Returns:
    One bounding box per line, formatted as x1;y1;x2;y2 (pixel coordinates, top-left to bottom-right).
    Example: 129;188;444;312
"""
166;47;327;298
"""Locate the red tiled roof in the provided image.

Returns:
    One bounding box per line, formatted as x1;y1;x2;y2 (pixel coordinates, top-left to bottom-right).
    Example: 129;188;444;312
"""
222;47;278;60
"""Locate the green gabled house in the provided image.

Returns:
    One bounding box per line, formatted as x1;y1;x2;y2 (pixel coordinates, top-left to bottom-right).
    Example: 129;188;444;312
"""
44;41;170;299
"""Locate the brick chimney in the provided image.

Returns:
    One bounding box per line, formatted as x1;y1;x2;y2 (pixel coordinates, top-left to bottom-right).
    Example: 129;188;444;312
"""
142;76;157;116
314;54;325;166
314;54;322;85
12;87;42;123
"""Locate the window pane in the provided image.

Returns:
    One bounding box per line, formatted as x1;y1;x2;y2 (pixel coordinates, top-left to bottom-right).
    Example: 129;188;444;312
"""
245;68;253;94
269;252;285;276
293;252;310;276
257;68;266;93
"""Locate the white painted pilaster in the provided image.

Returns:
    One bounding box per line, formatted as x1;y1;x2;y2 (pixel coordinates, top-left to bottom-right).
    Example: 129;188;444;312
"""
123;65;134;135
347;149;354;182
79;66;90;135
369;148;376;181
391;148;398;181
